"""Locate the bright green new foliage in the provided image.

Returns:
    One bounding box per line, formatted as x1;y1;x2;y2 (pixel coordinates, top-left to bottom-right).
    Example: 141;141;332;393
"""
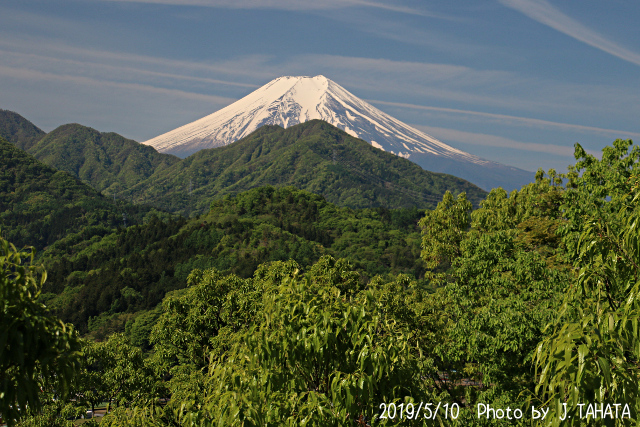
534;141;640;426
106;257;439;426
416;174;571;423
0;237;81;426
192;257;436;426
419;191;472;272
9;136;640;426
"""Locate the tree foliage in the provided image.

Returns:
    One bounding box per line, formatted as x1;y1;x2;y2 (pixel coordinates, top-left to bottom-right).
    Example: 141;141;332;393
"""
0;137;155;251
8;137;640;426
0;109;45;151
121;120;486;215
41;186;428;336
534;140;640;425
27;123;179;195
0;237;81;426
103;257;440;426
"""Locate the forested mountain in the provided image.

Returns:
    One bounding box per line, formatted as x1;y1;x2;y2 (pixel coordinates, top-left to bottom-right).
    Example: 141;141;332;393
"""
41;186;427;338
5;138;640;426
0;110;486;215
0;137;156;251
27;123;180;195
126;120;487;215
0;109;45;151
0;110;180;198
142;75;533;191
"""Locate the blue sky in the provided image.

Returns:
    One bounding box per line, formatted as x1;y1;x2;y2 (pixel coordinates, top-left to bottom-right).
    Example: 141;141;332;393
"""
1;0;639;173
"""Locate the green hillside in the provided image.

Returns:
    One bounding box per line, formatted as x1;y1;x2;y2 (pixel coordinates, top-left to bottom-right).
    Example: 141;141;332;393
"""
125;120;487;215
41;185;427;337
0;137;157;251
0;111;486;214
7;132;640;425
0;109;46;151
28;123;180;195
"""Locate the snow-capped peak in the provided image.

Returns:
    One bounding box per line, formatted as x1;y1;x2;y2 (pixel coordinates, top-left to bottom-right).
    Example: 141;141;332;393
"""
141;75;486;167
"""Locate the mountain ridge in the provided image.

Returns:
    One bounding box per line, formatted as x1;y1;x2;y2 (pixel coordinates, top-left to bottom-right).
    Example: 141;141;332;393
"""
126;120;487;216
142;75;533;191
0;136;154;251
0;110;487;215
0;109;46;151
29;123;180;194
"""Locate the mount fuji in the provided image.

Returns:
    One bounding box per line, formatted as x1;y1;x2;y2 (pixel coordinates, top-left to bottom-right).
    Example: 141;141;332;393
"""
142;75;533;191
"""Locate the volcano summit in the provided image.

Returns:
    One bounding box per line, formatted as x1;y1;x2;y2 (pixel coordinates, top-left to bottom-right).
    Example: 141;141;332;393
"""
142;75;532;190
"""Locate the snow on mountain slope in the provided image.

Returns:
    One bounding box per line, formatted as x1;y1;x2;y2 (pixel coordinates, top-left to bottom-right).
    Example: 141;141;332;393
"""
143;76;475;161
142;75;533;190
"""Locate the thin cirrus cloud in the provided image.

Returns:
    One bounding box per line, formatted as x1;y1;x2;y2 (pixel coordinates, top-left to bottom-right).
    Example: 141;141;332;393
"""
0;54;603;159
412;124;595;157
0;37;271;81
371;99;640;139
1;37;521;109
101;0;439;17
0;64;236;105
499;0;640;67
4;36;638;142
0;48;260;89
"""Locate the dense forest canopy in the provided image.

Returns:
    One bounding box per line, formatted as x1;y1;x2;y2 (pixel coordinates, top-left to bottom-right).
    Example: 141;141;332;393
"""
1;138;639;426
0;137;157;251
40;186;428;338
120;120;487;214
0;111;488;216
0;109;45;151
28;123;180;195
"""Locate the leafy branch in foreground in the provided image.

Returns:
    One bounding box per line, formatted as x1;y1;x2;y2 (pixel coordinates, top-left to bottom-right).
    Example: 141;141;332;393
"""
0;237;81;426
534;142;640;426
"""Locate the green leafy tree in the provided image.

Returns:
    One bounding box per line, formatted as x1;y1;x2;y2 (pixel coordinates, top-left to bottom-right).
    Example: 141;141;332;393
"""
417;172;570;423
97;333;156;411
148;264;266;421
15;399;88;427
108;257;440;426
187;257;436;426
150;266;260;371
418;191;472;273
125;307;162;350
75;339;109;417
0;237;81;426
534;141;640;426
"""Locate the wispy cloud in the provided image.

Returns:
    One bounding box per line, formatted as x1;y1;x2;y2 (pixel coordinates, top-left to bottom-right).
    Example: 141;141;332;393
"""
273;53;573;113
98;0;453;50
101;0;440;16
345;0;445;17
0;65;235;104
0;38;269;81
372;99;640;139
0;48;260;90
4;35;639;131
317;5;469;53
412;124;594;157
0;37;521;108
499;0;640;67
287;54;640;119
